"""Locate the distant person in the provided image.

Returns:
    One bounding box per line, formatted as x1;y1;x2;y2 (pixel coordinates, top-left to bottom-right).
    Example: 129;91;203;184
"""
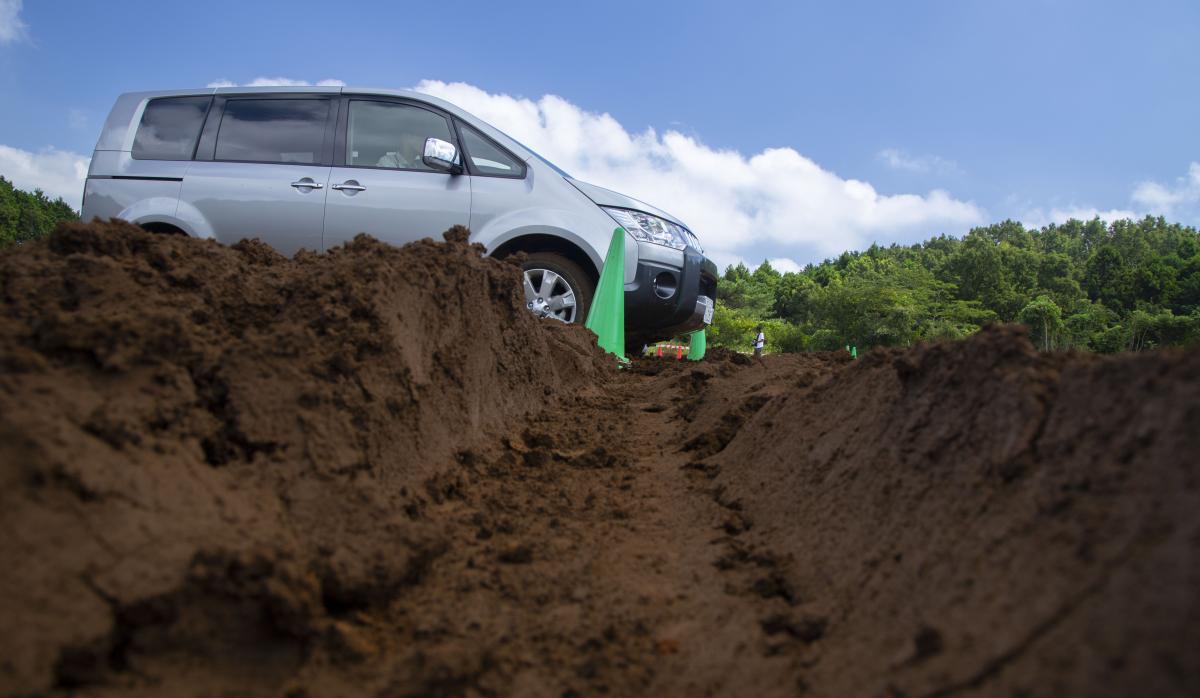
753;325;765;359
377;132;426;169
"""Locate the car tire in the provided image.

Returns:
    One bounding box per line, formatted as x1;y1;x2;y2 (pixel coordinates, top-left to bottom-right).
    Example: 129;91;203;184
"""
520;252;596;326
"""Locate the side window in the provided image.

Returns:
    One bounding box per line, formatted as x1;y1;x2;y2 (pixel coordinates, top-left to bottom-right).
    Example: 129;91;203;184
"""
214;99;330;164
132;96;211;160
345;101;456;171
459;123;525;177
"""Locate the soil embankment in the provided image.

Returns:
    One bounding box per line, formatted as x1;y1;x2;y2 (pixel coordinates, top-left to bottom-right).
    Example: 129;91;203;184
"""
686;327;1200;696
1;223;1196;696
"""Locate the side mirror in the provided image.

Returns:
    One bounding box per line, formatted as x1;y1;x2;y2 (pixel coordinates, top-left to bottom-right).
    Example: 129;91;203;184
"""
423;137;463;174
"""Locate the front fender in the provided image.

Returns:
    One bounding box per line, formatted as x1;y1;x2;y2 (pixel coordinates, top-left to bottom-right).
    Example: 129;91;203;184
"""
476;207;636;282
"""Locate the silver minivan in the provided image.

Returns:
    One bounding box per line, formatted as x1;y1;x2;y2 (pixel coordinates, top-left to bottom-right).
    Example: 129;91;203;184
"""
82;86;718;344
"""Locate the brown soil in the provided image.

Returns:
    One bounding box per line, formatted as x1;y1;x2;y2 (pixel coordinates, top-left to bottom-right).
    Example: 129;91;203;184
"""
1;222;1197;697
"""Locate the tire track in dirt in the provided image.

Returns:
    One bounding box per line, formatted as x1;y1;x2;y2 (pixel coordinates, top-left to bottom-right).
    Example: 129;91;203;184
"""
353;364;832;697
619;354;851;696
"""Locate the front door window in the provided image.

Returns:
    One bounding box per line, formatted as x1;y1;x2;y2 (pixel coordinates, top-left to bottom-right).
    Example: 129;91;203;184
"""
346;101;457;172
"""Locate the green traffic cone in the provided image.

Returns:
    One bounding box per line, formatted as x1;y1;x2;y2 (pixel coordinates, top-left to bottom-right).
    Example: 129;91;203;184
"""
686;328;706;361
585;227;627;362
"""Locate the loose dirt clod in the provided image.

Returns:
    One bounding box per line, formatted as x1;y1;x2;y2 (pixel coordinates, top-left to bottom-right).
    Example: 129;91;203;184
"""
2;223;1198;697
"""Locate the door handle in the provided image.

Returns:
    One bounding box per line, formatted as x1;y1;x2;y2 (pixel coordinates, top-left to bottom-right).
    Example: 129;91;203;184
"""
290;180;324;189
331;183;367;192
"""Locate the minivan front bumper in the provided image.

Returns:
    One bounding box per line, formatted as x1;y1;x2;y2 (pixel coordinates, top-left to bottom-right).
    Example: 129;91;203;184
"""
624;247;719;342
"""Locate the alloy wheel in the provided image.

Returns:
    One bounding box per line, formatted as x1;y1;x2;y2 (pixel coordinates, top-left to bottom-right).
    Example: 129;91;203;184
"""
522;268;578;323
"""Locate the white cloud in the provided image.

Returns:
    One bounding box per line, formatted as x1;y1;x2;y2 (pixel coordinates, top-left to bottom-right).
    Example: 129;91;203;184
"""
207;77;345;88
1020;206;1141;229
0;0;27;44
711;254;805;275
0;145;89;209
415;80;985;264
1131;162;1200;216
768;257;804;274
878;148;960;175
1018;162;1200;229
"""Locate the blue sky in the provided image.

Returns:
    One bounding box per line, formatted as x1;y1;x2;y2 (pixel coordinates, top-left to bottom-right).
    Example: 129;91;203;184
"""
1;0;1197;268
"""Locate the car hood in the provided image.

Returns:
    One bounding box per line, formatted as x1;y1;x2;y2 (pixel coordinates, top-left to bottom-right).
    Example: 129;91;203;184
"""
565;178;689;230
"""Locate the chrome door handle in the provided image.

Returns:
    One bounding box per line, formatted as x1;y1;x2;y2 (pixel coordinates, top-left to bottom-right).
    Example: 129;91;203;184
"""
290;180;324;189
331;183;367;191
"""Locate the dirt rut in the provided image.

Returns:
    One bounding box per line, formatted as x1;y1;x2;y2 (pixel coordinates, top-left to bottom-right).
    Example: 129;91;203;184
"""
1;223;1198;696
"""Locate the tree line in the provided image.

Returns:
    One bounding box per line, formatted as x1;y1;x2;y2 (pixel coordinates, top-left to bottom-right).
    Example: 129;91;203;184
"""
0;176;79;246
710;216;1200;354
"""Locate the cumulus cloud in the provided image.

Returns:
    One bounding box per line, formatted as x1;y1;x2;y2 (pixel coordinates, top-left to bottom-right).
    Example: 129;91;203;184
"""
416;80;984;267
0;145;90;209
1132;162;1200;217
207;77;345;88
768;257;804;274
878;148;960;175
1020;206;1141;229
0;0;28;44
1018;162;1200;229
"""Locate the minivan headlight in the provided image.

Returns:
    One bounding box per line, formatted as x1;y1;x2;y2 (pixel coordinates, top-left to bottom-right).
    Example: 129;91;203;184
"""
602;207;699;252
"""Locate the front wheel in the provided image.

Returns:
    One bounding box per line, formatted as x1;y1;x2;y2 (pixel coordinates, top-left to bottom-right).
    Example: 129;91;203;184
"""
520;252;595;325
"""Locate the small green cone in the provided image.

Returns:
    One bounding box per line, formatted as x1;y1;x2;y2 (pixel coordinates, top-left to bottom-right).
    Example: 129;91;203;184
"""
851;345;858;359
686;328;706;361
585;227;628;362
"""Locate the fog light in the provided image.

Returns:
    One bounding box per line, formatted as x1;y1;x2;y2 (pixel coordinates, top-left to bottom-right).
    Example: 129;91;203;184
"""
653;271;678;300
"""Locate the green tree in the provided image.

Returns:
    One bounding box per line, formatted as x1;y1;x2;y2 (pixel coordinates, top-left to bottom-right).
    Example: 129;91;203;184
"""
773;272;817;322
1018;295;1065;351
0;176;79;246
1085;246;1133;312
702;214;1198;355
707;305;761;352
1063;299;1116;351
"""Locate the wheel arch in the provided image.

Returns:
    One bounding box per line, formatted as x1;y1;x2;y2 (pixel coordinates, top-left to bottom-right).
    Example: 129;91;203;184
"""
490;233;600;285
114;196;209;239
137;221;188;236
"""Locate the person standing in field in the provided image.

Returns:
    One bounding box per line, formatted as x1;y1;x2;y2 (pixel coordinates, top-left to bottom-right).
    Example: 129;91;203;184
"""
753;325;766;359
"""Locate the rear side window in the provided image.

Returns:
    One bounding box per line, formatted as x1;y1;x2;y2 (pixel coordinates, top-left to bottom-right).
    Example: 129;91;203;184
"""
459;123;525;177
132;96;211;160
214;99;330;164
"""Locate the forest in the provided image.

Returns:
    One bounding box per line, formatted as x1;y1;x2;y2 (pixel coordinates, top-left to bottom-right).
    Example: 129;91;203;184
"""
710;216;1200;353
0;176;79;247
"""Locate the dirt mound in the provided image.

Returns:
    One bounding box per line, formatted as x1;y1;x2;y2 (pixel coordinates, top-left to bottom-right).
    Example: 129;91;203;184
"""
0;221;608;694
695;326;1200;696
3;222;1197;697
